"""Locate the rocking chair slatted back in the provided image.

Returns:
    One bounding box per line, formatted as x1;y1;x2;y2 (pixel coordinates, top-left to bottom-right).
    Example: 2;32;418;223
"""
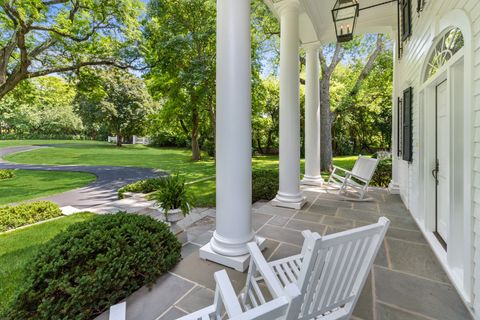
351;156;380;181
296;217;389;320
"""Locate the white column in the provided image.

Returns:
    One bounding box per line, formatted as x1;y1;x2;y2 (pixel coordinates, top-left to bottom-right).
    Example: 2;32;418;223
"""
389;34;400;194
301;43;324;186
199;0;265;272
271;0;306;210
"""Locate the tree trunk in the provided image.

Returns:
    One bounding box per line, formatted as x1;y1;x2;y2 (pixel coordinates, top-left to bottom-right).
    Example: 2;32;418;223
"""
116;134;122;147
191;107;201;161
320;77;333;172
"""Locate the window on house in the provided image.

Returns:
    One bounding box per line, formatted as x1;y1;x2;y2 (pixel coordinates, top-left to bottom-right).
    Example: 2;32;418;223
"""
401;0;412;40
425;28;464;81
402;87;413;162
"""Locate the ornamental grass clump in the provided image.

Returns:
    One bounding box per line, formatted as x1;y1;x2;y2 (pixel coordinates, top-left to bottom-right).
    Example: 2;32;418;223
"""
152;174;194;220
3;213;181;320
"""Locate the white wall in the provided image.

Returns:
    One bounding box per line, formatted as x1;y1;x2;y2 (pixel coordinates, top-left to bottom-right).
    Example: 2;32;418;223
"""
393;0;480;315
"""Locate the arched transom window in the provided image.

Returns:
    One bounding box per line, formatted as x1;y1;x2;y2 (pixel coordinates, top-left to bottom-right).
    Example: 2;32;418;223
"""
425;28;464;81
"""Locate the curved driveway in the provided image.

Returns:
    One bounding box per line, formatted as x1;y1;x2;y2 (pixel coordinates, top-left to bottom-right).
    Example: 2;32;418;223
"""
0;145;164;208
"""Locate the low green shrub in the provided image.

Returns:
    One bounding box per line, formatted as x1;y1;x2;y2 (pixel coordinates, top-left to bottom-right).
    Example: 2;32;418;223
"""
117;177;168;199
0;201;62;232
252;169;279;203
3;213;181;320
0;169;15;180
371;158;392;188
151;174;194;218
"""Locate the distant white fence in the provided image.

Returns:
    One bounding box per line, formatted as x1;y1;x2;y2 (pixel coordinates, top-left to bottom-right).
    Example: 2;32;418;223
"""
107;136;150;145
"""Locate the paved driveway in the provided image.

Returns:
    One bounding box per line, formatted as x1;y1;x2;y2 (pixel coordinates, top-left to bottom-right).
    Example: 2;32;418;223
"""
0;145;164;208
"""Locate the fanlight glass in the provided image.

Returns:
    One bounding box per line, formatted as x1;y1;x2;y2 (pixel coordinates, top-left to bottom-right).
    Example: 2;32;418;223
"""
425;28;464;81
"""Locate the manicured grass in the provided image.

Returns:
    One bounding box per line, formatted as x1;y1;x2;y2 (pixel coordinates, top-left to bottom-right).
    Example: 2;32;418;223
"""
0;139;105;149
0;170;96;205
0;213;95;314
5;143;215;182
2;141;360;207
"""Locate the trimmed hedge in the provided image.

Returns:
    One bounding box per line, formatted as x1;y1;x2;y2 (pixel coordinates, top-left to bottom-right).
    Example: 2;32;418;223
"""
371;158;392;188
252;169;279;203
3;213;181;320
0;201;62;232
117;177;168;199
0;169;15;180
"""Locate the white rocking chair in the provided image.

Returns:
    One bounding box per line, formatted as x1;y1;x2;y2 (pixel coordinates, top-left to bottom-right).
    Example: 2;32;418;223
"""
243;217;390;320
176;269;302;320
328;155;380;201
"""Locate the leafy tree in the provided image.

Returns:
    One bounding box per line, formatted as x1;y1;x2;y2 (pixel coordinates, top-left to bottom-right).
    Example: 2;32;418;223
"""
75;68;154;146
0;0;143;101
0;76;82;136
144;0;216;161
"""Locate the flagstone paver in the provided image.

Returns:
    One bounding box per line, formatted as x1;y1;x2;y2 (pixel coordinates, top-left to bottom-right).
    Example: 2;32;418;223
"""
99;186;472;320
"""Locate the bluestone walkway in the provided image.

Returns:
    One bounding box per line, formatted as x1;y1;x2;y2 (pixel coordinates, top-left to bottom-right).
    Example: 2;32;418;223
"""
99;186;473;320
0;145;164;208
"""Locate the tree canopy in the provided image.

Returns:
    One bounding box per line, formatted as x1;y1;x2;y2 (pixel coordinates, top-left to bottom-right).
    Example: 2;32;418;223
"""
0;0;143;99
75;68;154;146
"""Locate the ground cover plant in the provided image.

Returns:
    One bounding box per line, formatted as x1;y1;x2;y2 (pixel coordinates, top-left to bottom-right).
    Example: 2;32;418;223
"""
0;170;95;205
0;169;15;180
118;177;168;198
0;213;95;314
0;201;63;232
3;213;181;320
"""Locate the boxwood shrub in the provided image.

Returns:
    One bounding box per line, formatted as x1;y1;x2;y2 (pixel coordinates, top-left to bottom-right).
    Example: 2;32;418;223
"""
118;177;168;199
371;158;392;188
0;201;62;232
3;213;181;320
0;169;15;180
252;169;279;203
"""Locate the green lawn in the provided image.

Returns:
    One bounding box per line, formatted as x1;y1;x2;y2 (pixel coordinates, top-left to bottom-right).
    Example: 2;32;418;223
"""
2;141;359;207
0;213;95;314
0;139;106;149
0;170;96;205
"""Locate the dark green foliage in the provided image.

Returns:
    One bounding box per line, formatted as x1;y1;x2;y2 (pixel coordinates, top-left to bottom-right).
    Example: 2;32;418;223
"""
0;201;62;232
3;213;181;320
371;159;392;188
0;169;15;180
252;169;279;203
118;177;168;199
151;175;194;217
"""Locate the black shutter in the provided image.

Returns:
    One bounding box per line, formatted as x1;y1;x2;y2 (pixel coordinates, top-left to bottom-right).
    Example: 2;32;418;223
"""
402;87;413;162
397;97;402;157
402;0;412;40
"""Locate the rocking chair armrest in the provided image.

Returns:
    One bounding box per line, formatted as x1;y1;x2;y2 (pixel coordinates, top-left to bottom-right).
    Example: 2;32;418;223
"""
214;270;243;317
332;165;349;173
247;242;284;298
347;172;369;183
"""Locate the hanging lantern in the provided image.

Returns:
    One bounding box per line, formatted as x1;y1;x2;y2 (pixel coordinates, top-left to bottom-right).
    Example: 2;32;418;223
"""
332;0;360;43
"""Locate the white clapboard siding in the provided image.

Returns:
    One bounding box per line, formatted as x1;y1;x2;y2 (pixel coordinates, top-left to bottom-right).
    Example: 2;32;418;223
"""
394;0;480;316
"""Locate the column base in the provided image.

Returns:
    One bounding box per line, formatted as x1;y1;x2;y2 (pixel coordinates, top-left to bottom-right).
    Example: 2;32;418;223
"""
199;236;266;272
388;181;400;194
301;176;324;187
270;196;306;210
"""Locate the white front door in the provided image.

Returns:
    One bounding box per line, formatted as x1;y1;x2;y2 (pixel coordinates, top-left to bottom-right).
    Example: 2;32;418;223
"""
436;80;449;244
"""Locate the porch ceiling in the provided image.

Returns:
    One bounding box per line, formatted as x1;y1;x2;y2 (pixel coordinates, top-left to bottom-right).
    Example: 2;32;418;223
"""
264;0;398;44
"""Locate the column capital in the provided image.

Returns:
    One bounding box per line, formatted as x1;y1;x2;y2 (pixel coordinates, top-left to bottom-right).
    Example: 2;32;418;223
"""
302;41;321;51
275;0;300;16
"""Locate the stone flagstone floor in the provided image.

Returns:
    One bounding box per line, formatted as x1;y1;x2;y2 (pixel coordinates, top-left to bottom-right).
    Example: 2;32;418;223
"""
99;186;472;320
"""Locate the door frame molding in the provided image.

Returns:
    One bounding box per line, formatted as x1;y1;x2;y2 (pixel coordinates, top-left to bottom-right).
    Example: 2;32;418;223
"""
416;9;473;303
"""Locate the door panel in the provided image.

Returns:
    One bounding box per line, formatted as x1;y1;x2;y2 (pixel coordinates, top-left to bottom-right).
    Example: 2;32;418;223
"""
436;80;449;243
